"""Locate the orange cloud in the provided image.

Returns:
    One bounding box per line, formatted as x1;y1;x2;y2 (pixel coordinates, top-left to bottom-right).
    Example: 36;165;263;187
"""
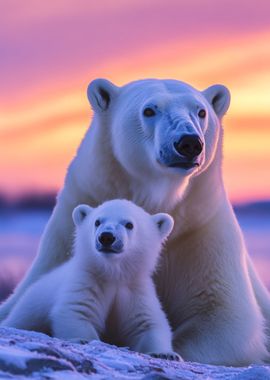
1;14;270;201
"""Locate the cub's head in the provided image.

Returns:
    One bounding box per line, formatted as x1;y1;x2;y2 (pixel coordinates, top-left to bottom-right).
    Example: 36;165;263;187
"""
87;78;230;208
72;199;174;279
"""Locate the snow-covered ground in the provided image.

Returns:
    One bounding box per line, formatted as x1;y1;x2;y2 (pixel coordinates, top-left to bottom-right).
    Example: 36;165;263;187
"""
0;327;270;379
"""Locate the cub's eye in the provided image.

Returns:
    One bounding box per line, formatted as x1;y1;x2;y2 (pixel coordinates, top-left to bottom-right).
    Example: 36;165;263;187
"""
125;222;134;230
95;220;101;227
143;107;156;117
198;109;206;118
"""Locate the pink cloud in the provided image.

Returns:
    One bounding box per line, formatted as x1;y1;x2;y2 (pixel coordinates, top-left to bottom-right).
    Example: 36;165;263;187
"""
1;0;270;103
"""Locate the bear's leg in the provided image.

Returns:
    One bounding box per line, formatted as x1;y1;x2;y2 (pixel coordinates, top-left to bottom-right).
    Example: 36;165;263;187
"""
0;198;75;322
124;287;182;361
2;310;49;333
159;204;270;366
173;310;268;366
51;306;100;343
1;280;51;334
134;329;181;361
247;255;270;354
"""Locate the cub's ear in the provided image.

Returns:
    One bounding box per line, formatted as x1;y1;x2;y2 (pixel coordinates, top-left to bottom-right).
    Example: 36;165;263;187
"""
202;84;231;118
152;213;174;240
87;78;119;112
72;204;93;226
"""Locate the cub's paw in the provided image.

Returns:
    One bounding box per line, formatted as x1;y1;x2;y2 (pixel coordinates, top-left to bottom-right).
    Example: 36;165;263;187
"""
68;338;89;345
149;352;183;361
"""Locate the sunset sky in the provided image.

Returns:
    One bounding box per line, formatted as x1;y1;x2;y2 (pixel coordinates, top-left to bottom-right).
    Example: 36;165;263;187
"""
1;0;270;203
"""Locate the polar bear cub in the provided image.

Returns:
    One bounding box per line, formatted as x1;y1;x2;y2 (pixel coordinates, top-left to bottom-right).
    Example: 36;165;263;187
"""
2;199;180;360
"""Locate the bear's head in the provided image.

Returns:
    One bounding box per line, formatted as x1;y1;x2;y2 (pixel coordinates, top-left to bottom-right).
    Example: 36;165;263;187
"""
72;199;174;280
87;79;230;209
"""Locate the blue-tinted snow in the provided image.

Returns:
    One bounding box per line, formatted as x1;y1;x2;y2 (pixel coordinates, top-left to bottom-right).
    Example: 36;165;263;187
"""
1;327;270;379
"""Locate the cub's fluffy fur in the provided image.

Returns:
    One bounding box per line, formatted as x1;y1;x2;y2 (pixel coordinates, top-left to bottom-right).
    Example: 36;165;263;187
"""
2;200;180;360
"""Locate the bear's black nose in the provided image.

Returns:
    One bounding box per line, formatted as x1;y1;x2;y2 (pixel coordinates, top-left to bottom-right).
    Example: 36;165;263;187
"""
174;134;203;160
98;232;116;247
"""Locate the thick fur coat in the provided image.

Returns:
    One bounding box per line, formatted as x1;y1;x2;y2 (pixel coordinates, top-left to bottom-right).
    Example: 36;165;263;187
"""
1;78;270;365
2;200;179;359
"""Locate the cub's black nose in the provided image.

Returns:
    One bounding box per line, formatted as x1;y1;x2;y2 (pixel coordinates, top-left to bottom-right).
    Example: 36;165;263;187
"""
98;232;115;247
174;134;203;159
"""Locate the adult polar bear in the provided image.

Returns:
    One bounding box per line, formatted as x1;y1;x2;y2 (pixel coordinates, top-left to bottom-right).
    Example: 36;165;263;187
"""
1;78;270;365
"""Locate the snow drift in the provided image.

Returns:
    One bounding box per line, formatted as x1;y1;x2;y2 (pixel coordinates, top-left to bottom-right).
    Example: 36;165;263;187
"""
0;327;270;379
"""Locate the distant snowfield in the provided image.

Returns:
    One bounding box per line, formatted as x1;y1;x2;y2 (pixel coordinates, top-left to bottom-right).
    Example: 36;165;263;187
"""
0;210;50;293
237;211;270;289
1;327;270;379
0;208;269;294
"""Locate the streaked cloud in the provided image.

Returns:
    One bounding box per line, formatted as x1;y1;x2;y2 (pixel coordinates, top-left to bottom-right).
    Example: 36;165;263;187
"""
1;0;270;201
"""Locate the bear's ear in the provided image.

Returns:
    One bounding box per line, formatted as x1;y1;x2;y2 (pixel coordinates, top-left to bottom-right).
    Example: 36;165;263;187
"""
72;204;93;226
87;78;119;112
202;84;231;118
152;213;174;241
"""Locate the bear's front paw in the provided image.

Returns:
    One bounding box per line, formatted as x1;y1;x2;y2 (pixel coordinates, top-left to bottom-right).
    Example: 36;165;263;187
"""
149;351;183;361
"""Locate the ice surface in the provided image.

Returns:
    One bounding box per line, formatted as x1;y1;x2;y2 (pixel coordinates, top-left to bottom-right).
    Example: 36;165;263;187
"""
0;327;270;379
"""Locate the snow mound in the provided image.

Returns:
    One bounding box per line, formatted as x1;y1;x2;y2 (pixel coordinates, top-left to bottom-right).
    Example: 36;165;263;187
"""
0;327;270;379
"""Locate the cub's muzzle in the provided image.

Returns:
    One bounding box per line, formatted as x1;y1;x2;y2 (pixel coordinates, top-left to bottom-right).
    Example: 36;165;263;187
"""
96;231;123;254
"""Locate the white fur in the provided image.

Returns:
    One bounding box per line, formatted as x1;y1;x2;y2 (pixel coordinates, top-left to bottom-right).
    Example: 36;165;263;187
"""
1;200;179;359
1;78;269;365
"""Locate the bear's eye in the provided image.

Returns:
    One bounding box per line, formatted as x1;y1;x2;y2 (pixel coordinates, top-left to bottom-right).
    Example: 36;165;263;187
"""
125;222;134;230
95;220;101;227
143;107;156;117
198;109;206;118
